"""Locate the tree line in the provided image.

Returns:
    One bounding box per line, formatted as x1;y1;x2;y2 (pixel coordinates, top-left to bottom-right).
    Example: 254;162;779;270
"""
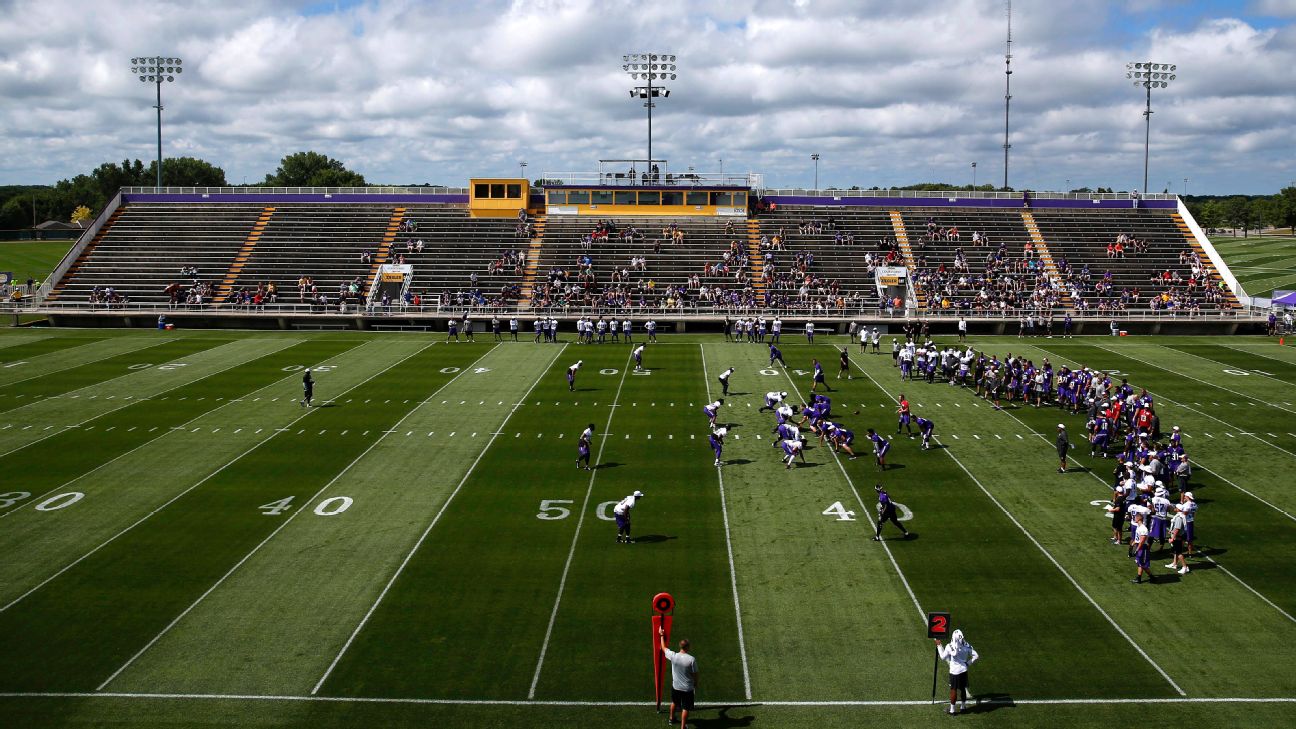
0;151;365;230
1184;189;1296;237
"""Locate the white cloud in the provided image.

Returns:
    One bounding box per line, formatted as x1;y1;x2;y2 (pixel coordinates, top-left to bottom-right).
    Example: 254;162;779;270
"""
0;0;1291;193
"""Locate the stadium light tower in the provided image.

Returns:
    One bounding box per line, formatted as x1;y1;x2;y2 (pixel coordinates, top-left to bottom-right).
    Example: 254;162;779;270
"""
1125;61;1176;195
130;56;183;190
972;161;977;188
519;160;527;178
623;53;677;175
1002;0;1012;190
811;153;820;190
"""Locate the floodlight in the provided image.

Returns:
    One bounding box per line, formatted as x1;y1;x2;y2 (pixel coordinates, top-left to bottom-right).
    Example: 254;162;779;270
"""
1125;59;1177;195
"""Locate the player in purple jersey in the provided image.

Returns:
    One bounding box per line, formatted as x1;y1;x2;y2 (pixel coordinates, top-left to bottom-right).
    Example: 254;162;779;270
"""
768;343;786;367
576;423;594;470
915;416;935;449
811;359;831;392
566;360;583;391
827;424;858;459
866;428;891;470
703;399;724;428
710;427;726;466
873;484;910;540
812;393;832;417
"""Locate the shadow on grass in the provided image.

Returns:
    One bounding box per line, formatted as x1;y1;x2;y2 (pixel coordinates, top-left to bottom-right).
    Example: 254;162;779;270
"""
725;459;753;466
595;462;623;470
690;704;757;727
633;534;677;544
967;692;1015;713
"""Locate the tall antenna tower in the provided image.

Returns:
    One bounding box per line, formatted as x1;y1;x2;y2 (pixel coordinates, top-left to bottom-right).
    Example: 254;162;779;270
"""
1002;0;1013;190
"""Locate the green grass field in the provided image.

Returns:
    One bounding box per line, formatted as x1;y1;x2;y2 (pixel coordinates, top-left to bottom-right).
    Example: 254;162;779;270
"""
0;240;74;285
0;328;1293;728
1210;234;1296;299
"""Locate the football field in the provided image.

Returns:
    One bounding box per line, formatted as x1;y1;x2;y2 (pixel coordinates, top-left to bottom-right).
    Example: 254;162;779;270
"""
0;328;1293;728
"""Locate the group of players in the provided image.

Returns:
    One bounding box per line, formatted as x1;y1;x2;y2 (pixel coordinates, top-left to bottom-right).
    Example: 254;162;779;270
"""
898;335;1204;585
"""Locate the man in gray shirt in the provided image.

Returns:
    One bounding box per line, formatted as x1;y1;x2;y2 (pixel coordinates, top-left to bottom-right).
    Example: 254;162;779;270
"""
658;626;698;728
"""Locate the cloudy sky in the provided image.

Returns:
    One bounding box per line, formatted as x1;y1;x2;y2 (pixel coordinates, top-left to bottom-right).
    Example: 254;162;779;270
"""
1;0;1294;193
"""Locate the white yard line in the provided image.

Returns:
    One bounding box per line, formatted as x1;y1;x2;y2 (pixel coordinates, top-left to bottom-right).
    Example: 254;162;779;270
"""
0;341;426;617
528;352;633;699
699;343;753;700
845;356;1186;696
0;338;309;520
0;337;152;388
0;339;258;460
1102;342;1296;414
1203;558;1296;625
0;337;183;413
933;352;1296;636
0;691;1291;707
97;341;476;691
311;343;567;695
778;362;926;622
1023;343;1296;522
1218;343;1296;369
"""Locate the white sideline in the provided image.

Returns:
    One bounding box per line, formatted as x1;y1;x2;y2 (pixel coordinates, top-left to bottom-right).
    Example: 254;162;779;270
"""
528;351;633;699
0;338;308;521
95;341;462;691
777;365;926;622
1;690;1292;707
845;355;1187;696
311;343;567;695
0;337;383;609
699;344;753;700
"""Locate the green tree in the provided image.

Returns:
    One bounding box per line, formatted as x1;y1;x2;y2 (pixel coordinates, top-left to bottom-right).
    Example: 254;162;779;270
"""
1277;186;1296;235
1222;196;1253;237
262;151;365;187
145;157;227;187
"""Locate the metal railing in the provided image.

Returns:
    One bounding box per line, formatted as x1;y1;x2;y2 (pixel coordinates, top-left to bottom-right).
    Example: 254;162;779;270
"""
122;186;468;196
34;191;121;304
539;172;761;188
757;188;1178;201
14;300;1266;322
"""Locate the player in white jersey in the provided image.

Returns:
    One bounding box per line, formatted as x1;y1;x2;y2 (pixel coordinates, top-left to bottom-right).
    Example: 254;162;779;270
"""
613;490;644;544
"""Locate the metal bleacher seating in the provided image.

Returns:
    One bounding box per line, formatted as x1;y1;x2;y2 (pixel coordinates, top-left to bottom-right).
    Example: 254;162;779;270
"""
47;203;264;304
1031;209;1238;311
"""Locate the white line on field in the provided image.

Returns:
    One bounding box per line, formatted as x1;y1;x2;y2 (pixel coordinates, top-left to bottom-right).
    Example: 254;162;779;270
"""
96;341;456;692
0;340;258;461
700;344;752;700
1028;344;1296;523
845;356;1185;696
1092;342;1295;416
0;341;409;617
0;339;308;521
528;350;633;699
313;343;566;696
0;337;149;389
1204;557;1296;625
0;337;184;416
2;691;1292;707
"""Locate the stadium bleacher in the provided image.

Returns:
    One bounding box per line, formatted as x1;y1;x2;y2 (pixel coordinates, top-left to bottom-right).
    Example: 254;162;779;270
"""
42;193;1241;320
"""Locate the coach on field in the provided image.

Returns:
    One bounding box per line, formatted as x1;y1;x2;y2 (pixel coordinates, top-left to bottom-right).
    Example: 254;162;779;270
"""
658;626;698;729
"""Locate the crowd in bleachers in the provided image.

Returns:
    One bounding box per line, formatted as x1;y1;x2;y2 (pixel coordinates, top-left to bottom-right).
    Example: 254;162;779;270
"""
912;217;1062;315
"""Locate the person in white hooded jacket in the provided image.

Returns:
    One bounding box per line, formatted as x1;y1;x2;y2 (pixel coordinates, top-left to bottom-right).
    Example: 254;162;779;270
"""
934;629;979;714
